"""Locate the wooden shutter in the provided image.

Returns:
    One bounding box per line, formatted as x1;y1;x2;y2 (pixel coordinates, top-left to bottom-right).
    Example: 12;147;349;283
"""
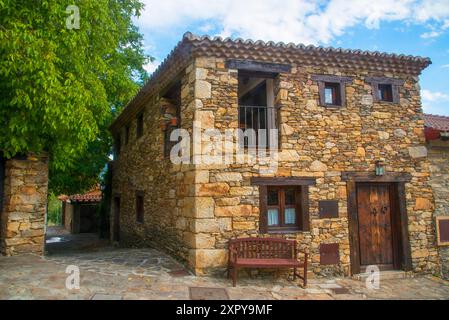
259;185;268;233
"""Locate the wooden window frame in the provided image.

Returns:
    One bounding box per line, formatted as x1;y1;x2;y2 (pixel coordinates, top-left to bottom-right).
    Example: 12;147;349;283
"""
378;84;393;102
311;74;352;108
366;76;404;104
253;177;315;234
265;186;302;231
135;191;144;224
136;113;144;138
324;82;341;106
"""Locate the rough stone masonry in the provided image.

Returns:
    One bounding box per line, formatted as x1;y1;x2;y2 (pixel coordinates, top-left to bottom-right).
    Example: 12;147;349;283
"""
0;154;49;255
110;33;439;278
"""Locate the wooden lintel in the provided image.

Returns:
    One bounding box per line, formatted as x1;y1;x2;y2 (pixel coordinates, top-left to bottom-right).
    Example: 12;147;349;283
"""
226;59;291;74
311;74;353;83
250;177;316;186
341;172;412;182
365;76;405;85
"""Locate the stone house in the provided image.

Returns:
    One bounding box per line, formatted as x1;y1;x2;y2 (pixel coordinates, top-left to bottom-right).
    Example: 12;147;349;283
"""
0;153;48;256
425;114;449;279
59;187;102;234
109;32;439;277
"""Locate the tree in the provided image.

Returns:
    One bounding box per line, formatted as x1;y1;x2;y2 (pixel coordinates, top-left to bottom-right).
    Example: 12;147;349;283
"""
0;0;150;194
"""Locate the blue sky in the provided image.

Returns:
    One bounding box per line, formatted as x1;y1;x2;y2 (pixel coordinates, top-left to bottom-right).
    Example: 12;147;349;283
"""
135;0;449;115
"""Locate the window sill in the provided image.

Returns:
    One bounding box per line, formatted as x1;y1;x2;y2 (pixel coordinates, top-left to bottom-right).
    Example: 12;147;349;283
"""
321;104;343;109
266;229;307;234
376;100;398;104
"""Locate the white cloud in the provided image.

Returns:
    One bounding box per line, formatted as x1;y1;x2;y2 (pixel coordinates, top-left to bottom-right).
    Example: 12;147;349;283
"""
421;89;449;115
422;89;449;102
442;64;449;68
143;59;161;74
137;0;449;45
420;30;441;38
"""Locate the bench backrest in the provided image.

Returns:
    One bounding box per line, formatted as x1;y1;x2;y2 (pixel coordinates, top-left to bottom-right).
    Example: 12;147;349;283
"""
229;237;296;259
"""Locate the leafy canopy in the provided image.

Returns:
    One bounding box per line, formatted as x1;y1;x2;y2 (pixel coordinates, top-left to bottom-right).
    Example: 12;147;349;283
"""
0;0;150;194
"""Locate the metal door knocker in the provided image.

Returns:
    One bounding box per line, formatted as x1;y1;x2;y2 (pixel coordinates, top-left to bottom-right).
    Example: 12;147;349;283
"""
381;206;388;215
371;208;377;216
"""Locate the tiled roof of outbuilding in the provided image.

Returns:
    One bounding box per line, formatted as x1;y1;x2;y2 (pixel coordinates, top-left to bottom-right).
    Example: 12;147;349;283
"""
424;114;449;131
110;32;432;132
59;187;102;203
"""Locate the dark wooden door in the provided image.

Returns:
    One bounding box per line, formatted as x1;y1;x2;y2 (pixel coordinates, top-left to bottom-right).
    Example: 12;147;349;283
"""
113;197;120;241
79;204;97;233
357;183;394;269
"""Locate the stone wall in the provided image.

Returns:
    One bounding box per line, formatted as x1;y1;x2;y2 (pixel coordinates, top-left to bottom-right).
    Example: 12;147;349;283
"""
0;154;49;255
112;55;439;277
111;60;199;266
188;57;438;276
428;139;449;279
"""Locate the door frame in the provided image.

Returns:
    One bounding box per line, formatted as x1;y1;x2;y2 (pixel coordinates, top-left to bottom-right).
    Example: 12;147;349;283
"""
342;172;413;275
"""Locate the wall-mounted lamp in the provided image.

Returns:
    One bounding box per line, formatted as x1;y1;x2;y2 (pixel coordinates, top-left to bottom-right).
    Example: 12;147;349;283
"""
375;160;385;176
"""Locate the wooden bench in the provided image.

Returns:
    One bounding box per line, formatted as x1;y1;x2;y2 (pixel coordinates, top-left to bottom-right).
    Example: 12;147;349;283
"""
228;237;308;287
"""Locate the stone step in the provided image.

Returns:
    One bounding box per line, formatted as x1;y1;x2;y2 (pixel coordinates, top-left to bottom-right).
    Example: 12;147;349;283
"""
353;270;411;281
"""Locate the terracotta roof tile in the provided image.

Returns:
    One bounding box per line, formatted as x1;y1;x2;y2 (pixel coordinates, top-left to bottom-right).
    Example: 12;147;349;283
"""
110;32;432;132
60;187;102;203
424;114;449;131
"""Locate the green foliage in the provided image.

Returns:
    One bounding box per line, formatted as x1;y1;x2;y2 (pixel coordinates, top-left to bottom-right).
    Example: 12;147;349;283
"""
0;0;150;194
47;193;62;225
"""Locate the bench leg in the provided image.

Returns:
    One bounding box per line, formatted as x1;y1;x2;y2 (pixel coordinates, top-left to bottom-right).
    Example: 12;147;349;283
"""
232;267;238;287
303;263;307;288
302;255;307;288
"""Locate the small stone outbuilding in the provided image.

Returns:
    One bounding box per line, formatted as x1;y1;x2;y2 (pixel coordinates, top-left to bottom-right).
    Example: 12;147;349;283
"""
60;187;102;234
0;153;49;256
109;33;440;277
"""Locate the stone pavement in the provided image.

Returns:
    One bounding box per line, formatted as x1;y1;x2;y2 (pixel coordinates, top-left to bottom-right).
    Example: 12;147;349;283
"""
1;247;449;300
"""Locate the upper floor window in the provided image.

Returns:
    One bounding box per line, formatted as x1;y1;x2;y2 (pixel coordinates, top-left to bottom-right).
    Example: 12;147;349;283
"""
378;84;393;102
136;113;144;138
238;72;276;149
161;82;181;158
324;82;342;106
366;77;404;104
312;75;353;108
